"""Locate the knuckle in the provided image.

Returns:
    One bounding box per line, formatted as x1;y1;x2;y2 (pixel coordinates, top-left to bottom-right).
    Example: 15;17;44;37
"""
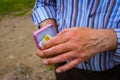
52;38;58;45
70;64;76;68
36;51;44;58
59;29;69;34
76;59;82;63
61;55;67;61
62;28;68;32
42;43;48;49
49;57;60;64
63;42;72;51
64;66;69;71
62;44;67;51
42;51;48;57
48;59;54;64
48;37;58;46
36;49;41;55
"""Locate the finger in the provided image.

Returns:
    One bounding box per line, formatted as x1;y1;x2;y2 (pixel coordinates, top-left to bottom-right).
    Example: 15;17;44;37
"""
36;49;44;58
42;42;72;57
42;51;74;65
56;58;83;73
41;31;69;49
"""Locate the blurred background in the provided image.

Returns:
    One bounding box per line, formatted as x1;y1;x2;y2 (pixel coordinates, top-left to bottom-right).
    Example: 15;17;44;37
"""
0;0;55;80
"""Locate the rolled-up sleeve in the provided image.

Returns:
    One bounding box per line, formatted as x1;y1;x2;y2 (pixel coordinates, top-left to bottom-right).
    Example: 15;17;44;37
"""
32;0;56;27
113;28;120;64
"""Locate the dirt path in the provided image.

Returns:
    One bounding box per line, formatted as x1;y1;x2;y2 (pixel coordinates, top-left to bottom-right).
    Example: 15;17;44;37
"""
0;12;56;80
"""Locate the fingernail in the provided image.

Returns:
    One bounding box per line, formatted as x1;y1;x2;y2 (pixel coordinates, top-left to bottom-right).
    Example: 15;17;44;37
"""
43;60;48;65
56;69;62;73
41;45;44;49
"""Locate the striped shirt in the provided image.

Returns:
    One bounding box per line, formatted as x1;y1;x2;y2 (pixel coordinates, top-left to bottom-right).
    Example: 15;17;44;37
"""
32;0;120;71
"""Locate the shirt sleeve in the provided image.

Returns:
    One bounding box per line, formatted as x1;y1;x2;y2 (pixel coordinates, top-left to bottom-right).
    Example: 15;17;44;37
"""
113;28;120;64
32;0;56;28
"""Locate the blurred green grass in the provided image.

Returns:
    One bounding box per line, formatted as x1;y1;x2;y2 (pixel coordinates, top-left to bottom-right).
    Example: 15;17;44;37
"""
0;0;35;15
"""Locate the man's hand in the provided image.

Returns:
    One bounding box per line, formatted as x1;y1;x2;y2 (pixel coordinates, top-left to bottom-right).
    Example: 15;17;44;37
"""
36;27;117;73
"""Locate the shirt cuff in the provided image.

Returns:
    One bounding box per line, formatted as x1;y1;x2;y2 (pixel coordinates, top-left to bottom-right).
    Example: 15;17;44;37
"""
32;6;56;28
113;29;120;63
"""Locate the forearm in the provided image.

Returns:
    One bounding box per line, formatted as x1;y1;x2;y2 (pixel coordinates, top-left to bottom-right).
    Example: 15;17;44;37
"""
39;19;58;30
95;29;117;53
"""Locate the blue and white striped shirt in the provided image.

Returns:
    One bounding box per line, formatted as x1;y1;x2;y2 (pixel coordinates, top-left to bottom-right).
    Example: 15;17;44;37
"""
32;0;120;71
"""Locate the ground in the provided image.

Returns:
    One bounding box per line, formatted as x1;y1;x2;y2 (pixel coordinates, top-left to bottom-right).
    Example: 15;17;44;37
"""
0;12;56;80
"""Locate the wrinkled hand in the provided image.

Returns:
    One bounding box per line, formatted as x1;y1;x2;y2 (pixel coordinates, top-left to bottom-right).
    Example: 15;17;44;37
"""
36;27;117;73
